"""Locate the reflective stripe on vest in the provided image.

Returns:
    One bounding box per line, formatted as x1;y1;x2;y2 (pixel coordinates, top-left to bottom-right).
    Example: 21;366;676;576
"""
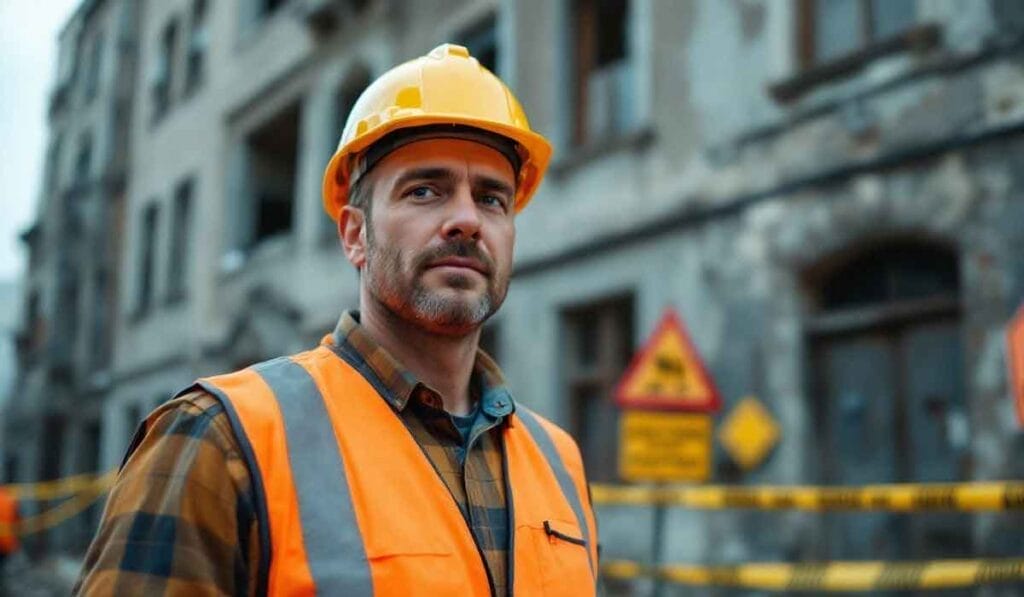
515;406;596;580
252;358;373;595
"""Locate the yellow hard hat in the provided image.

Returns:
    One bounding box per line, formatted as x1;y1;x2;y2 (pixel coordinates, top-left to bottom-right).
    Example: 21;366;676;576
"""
321;43;552;220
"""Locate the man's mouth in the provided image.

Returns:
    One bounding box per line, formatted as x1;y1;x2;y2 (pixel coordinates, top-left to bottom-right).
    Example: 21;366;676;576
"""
427;257;490;276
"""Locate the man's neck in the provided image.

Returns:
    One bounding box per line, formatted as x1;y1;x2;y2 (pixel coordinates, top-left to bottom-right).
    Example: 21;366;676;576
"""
358;297;481;416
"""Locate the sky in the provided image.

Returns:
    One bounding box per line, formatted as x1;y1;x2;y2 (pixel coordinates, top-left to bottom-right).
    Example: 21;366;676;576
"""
0;0;81;282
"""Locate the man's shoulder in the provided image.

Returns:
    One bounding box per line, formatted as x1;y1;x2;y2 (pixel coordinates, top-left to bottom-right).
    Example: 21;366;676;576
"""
515;405;583;456
136;388;240;456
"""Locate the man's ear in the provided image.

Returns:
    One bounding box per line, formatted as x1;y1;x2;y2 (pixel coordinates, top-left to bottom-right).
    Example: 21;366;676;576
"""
339;205;367;269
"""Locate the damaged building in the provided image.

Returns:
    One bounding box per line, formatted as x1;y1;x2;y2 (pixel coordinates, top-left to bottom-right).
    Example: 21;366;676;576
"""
5;0;1024;594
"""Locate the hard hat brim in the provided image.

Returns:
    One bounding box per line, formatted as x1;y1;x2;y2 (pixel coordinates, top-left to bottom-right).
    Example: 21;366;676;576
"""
322;113;552;221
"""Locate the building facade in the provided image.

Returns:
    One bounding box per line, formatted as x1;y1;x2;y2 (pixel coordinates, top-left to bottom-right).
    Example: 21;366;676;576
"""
5;0;137;555
9;0;1024;593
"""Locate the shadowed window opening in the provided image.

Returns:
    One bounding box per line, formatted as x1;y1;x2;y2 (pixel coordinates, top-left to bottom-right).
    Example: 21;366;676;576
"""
457;12;498;74
244;101;301;247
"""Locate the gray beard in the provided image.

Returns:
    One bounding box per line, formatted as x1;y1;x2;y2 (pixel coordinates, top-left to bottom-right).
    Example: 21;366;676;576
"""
364;241;501;334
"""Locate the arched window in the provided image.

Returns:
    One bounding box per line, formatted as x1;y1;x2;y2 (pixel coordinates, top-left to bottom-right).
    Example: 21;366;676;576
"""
812;240;959;312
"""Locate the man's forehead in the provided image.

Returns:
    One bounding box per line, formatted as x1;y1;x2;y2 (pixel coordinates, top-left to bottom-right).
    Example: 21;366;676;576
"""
376;138;517;181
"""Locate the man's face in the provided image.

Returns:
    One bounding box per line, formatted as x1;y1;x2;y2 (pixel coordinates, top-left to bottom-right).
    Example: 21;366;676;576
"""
344;138;517;336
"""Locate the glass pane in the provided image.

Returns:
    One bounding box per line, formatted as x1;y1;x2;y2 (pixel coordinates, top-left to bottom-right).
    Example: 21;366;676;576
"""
870;0;915;40
575;315;600;368
595;0;628;67
821;243;958;310
814;0;862;63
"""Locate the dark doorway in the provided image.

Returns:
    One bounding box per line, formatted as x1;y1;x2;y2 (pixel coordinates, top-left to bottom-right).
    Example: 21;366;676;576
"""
806;240;970;565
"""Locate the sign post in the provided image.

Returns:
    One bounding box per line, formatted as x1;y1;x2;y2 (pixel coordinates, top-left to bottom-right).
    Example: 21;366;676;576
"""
614;308;722;597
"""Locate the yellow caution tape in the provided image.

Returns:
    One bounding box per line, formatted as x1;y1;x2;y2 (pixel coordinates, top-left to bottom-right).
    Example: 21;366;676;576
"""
590;481;1024;511
3;470;116;501
602;558;1024;591
0;474;114;537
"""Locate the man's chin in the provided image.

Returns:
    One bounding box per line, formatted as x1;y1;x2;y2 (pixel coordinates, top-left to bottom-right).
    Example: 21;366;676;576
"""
408;292;493;336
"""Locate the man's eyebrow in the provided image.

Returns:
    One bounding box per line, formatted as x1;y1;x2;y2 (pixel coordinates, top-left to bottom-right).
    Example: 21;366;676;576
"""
473;175;515;198
392;167;458;190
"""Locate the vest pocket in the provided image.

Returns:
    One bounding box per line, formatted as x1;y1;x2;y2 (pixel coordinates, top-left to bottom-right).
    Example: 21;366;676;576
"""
367;550;467;595
543;520;586;546
365;538;467;595
521;519;594;596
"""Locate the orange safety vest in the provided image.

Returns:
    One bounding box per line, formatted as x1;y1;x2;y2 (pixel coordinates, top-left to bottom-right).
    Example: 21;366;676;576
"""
181;340;598;596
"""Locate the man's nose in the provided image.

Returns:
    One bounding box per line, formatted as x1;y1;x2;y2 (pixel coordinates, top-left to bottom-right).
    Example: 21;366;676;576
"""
440;184;482;241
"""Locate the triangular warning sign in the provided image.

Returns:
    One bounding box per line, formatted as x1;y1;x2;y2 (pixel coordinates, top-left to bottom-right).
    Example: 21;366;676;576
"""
615;308;722;412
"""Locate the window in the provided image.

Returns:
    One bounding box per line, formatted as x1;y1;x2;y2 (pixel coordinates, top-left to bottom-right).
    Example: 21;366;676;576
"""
816;243;958;311
456;12;498;73
241;101;301;249
152;19;179;121
82;423;102;535
74;133;93;186
125;403;143;445
185;0;208;94
800;0;916;67
136;204;160;316
571;0;634;146
83;32;104;102
56;272;81;370
89;267;110;369
167;178;194;301
41;416;67;481
25;290;43;354
45;135;63;192
562;295;634;482
261;0;288;18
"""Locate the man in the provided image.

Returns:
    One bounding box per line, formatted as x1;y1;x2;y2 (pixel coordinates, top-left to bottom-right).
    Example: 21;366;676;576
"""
75;44;598;596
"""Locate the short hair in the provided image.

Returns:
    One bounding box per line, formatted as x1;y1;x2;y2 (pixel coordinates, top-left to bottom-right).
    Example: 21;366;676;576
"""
346;171;373;222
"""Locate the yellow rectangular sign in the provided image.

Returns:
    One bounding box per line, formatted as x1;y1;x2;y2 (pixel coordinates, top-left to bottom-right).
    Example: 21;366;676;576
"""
619;411;711;482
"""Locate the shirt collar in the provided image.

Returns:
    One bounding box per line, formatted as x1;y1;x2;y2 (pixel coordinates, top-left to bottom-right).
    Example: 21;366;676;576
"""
323;310;516;418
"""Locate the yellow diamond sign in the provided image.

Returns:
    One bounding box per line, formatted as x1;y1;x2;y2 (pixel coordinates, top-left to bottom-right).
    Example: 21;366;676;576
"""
718;396;780;471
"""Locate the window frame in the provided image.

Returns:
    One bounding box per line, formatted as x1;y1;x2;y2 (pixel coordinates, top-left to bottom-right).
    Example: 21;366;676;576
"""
569;0;634;148
455;11;499;75
135;203;161;318
797;0;917;70
166;178;195;304
561;293;635;483
185;0;209;96
152;18;180;124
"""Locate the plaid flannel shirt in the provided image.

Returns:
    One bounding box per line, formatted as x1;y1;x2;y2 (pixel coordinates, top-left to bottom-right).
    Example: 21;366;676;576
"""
74;310;514;596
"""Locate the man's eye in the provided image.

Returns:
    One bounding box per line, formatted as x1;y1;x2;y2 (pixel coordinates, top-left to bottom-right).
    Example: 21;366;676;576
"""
406;186;439;199
479;194;508;211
